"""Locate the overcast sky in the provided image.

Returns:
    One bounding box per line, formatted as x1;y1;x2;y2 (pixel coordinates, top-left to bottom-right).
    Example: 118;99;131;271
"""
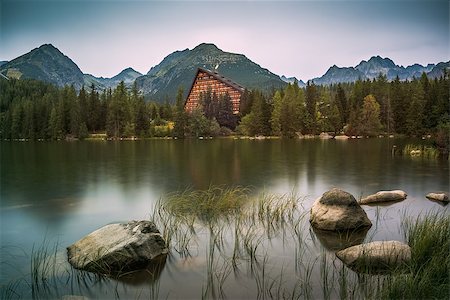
1;0;448;80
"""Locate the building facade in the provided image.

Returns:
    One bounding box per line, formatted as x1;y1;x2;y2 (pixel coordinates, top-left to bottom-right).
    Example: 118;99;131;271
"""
184;68;245;114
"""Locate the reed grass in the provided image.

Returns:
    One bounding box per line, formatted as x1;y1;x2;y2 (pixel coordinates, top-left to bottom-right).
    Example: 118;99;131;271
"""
402;144;440;159
3;187;448;299
380;212;450;299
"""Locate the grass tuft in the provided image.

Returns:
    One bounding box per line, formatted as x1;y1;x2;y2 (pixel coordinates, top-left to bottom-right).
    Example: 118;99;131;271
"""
381;212;450;299
402;144;440;159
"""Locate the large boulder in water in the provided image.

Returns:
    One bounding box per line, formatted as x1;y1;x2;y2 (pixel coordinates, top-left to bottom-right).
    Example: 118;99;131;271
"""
67;221;168;274
360;190;407;205
336;241;411;274
310;188;372;231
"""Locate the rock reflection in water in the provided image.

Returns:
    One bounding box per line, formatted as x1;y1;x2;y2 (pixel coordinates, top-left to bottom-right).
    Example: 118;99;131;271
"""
111;255;167;285
312;227;370;251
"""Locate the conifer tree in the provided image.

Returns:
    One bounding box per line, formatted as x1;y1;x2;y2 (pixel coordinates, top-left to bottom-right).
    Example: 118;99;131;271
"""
173;87;188;138
358;94;382;136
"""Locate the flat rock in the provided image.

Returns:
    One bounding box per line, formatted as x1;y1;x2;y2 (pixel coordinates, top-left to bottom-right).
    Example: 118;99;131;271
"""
426;192;449;203
336;241;411;274
310;188;372;231
360;190;407;205
67;220;168;274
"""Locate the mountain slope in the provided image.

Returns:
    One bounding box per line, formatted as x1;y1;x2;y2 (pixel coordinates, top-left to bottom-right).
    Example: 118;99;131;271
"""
136;43;286;101
0;44;85;89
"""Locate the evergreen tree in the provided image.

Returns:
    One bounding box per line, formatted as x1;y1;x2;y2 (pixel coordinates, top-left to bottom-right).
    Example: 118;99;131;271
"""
390;76;407;133
173;87;188;138
305;81;318;134
270;91;283;135
11;103;24;139
106;81;127;137
87;84;100;132
239;89;252;117
335;84;348;125
216;92;236;129
358;94;382;136
49;101;65;140
69;96;81;137
405;80;425;136
78;86;88;126
239;90;271;136
281;83;304;137
22;101;35;139
371;74;390;130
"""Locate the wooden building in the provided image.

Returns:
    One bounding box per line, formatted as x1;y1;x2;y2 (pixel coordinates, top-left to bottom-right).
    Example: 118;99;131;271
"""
184;68;245;114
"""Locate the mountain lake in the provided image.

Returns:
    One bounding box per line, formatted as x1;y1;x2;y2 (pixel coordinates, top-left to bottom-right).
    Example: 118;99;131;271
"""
1;138;448;299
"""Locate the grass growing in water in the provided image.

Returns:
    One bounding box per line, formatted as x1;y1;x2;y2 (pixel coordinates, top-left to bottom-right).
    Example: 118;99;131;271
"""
402;144;440;159
381;212;450;299
2;187;449;299
162;185;250;221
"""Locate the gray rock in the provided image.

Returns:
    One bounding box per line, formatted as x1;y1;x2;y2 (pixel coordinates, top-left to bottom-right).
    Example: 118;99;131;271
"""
310;188;372;231
336;241;411;274
67;221;168;274
426;192;449;203
360;190;407;205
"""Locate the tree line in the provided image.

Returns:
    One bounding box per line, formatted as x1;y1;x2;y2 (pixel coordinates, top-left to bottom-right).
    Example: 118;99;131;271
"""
0;80;174;140
0;72;448;149
238;73;448;138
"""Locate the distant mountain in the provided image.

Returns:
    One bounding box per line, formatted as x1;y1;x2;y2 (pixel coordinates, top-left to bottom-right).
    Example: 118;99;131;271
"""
313;56;447;85
280;75;306;88
0;44;85;89
84;67;142;89
356;56;397;78
313;65;364;85
2;44;447;96
403;63;435;80
136;43;287;101
427;62;450;79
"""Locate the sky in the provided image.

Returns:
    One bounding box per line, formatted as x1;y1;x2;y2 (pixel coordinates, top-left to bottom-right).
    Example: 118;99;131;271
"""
0;0;448;80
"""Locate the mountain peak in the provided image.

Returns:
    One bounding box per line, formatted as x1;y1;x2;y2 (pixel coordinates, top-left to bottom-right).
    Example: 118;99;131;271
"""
138;44;286;101
39;43;58;50
364;55;396;68
119;67;140;74
193;43;220;51
1;43;84;88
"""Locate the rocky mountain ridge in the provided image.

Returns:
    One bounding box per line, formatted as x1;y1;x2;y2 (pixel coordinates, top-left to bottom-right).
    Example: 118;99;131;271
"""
312;55;446;85
1;44;448;101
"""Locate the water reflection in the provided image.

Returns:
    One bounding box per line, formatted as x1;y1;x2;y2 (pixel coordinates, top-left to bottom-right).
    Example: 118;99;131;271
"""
112;255;167;285
312;227;370;251
1;139;449;297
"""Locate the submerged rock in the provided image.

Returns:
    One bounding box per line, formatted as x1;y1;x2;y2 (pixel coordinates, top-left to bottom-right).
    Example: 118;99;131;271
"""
360;190;407;205
310;188;372;231
426;192;449;203
336;241;411;274
67;221;168;274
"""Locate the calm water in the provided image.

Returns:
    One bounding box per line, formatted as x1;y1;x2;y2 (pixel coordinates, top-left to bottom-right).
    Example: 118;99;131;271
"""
1;138;448;298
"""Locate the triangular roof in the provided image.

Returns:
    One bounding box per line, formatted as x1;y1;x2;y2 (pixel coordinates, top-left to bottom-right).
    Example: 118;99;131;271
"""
185;67;245;102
